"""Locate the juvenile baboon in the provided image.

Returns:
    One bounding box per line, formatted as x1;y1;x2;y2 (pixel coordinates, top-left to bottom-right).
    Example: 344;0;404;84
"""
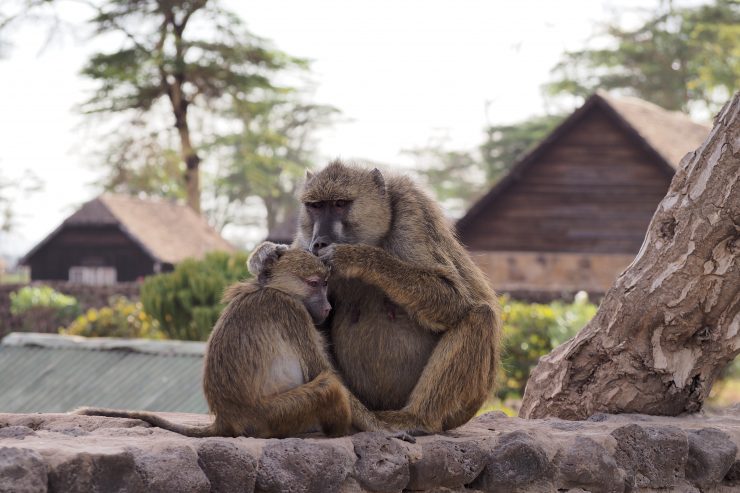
76;249;373;438
250;161;502;433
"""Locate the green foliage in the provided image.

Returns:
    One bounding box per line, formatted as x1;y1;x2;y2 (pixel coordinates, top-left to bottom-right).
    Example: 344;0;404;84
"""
61;296;165;339
208;98;338;231
480;114;564;183
407;138;485;217
410;115;563;215
10;286;80;318
140;251;250;341
498;292;598;399
74;0;312;213
546;0;740;113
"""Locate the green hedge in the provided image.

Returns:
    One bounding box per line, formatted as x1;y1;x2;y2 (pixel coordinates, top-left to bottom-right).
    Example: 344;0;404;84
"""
498;292;597;399
140;251;250;341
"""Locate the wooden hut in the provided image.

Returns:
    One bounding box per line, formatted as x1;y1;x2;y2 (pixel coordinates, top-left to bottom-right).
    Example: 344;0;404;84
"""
22;194;235;284
457;92;710;298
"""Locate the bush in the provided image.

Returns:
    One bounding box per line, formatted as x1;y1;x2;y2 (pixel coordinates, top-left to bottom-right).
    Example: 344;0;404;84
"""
10;286;80;317
61;296;165;339
498;292;597;399
9;286;81;332
140;251;250;341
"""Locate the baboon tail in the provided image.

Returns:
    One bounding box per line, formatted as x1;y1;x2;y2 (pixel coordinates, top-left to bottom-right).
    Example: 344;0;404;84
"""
72;407;218;438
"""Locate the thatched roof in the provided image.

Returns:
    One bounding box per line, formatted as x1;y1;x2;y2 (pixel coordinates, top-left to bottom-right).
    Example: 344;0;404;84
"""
598;91;710;168
457;92;710;231
24;194;235;265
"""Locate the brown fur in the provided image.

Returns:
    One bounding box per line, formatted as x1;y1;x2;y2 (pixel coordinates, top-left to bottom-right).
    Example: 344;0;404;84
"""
254;160;502;433
75;249;367;438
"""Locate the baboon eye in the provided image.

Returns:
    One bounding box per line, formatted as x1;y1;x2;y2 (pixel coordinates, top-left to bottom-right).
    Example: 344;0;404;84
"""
306;279;319;288
305;202;322;209
334;200;349;208
323;280;329;287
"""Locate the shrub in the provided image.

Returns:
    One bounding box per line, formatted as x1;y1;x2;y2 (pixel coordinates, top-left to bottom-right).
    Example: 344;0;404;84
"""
10;286;80;317
498;292;597;399
9;285;81;332
140;251;250;341
61;296;165;339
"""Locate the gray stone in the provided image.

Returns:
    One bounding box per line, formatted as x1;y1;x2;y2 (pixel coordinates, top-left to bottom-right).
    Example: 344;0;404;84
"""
0;447;47;493
0;426;36;440
256;438;353;493
133;443;209;493
556;436;624;493
407;439;486;490
197;439;258;493
611;424;688;489
351;432;409;492
47;449;144;493
685;427;738;487
724;459;740;484
469;431;551;492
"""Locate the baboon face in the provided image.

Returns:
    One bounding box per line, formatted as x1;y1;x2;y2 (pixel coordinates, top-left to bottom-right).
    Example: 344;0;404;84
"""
302;274;331;324
269;250;332;324
299;161;392;255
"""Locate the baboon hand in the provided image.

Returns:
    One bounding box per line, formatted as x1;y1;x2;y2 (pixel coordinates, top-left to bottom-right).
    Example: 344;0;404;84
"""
319;244;371;278
248;242;289;276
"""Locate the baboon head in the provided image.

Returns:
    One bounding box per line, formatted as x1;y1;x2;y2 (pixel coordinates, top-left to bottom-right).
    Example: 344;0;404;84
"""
298;161;392;255
262;249;332;324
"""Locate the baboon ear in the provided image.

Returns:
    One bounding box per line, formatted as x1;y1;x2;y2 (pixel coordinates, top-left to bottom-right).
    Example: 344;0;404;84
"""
305;169;314;181
370;168;386;196
258;254;277;285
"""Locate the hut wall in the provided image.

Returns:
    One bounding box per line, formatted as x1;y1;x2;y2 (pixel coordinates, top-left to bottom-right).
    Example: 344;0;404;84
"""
460;108;673;254
471;250;635;299
27;225;155;282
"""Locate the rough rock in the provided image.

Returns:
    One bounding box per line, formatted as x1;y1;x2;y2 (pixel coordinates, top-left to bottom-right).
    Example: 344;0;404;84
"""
556;436;624;493
255;438;353;493
407;439;486;490
469;431;551;492
611;424;688;489
0;411;738;492
685;427;738;487
196;439;258;493
45;448;144;493
351;432;409;492
0;447;47;493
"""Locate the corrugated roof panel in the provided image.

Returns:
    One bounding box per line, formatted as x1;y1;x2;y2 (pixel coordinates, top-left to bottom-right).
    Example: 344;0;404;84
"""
0;346;207;413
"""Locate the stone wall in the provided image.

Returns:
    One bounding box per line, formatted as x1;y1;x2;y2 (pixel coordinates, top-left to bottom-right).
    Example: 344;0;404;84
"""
0;282;140;338
1;410;738;492
471;251;635;301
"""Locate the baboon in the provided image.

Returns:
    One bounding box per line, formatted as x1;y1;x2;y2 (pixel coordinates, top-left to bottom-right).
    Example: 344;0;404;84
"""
250;161;502;433
76;249;381;438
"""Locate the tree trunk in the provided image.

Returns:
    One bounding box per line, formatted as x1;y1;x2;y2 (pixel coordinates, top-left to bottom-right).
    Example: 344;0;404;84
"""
520;92;740;420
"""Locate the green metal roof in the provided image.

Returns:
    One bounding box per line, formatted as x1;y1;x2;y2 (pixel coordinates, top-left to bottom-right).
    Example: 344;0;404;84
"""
0;333;207;413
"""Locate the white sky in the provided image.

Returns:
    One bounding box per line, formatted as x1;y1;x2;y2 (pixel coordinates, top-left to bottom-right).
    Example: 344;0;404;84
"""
0;0;682;257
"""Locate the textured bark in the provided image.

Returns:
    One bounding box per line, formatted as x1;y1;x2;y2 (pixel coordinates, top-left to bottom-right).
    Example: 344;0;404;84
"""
520;92;740;420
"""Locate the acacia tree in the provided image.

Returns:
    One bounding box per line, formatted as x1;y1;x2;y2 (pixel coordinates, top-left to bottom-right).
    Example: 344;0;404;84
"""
76;0;305;213
207;97;338;233
521;92;740;419
546;0;740;114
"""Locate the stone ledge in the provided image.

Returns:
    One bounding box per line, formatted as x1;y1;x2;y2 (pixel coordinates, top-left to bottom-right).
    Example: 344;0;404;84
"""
1;410;739;493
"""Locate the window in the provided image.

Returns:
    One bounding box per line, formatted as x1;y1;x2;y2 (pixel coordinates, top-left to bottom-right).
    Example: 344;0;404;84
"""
69;266;117;285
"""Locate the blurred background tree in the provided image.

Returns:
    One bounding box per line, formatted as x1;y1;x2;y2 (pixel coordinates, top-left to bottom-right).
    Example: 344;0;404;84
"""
77;0;305;214
546;0;739;114
410;0;739;215
207;96;338;232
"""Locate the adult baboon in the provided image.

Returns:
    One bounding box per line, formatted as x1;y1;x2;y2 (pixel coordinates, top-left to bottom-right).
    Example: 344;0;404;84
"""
250;161;501;433
76;249;380;438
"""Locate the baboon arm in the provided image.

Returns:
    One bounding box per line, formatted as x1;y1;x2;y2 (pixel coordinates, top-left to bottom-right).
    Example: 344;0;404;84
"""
326;244;472;331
